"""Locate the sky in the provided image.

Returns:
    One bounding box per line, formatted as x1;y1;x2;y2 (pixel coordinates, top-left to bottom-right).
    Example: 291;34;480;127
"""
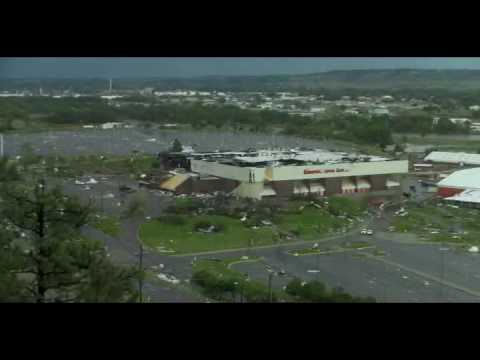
1;57;480;78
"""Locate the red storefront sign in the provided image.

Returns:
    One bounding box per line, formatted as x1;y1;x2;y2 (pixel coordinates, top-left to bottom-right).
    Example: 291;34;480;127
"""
304;168;348;175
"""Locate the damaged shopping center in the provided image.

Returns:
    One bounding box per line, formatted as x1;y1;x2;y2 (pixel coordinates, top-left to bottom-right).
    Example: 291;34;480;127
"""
155;148;409;200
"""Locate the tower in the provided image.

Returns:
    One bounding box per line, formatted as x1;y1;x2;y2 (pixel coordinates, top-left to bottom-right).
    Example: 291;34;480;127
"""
109;78;113;93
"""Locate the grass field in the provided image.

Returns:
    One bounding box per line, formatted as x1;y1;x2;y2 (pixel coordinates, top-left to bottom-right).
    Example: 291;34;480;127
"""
140;199;362;254
278;206;351;240
391;202;480;245
140;215;278;254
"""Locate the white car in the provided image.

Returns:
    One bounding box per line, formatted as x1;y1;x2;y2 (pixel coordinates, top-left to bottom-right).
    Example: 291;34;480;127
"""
361;229;368;235
366;230;373;235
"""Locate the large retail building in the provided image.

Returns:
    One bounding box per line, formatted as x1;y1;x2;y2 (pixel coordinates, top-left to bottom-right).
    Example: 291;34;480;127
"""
157;149;409;199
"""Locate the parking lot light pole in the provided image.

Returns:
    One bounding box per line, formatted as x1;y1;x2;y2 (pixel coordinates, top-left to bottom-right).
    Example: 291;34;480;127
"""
268;271;275;303
241;273;249;303
233;282;239;303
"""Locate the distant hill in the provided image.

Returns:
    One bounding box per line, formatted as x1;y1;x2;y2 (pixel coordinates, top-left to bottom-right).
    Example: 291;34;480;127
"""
4;69;480;92
164;69;480;91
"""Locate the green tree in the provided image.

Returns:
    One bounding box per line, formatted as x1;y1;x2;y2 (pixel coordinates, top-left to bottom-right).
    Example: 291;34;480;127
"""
0;180;138;303
0;157;20;182
171;138;183;152
19;142;40;167
124;192;147;219
394;143;405;153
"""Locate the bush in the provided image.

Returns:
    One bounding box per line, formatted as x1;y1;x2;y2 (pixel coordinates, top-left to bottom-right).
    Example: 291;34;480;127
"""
191;269;236;300
328;196;366;217
168;198;205;215
194;220;213;231
215;222;227;233
285;279;376;303
157;215;186;226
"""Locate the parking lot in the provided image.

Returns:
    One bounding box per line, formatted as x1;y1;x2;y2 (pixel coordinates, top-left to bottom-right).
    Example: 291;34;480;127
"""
229;239;480;302
3;128;336;157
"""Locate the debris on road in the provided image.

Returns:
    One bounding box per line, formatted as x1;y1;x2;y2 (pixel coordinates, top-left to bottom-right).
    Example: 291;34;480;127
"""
157;273;180;285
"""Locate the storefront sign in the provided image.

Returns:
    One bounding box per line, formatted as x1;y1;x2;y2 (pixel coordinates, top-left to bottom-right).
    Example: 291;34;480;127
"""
304;168;348;175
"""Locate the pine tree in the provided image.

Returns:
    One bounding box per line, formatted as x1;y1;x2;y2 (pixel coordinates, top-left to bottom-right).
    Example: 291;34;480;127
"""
0;179;139;303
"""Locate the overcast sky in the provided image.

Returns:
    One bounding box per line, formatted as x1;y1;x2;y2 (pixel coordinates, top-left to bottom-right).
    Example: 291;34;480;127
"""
1;58;480;78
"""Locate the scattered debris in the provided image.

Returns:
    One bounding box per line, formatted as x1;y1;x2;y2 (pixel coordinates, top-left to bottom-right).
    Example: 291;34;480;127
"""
241;256;249;260
197;225;216;233
157;273;180;284
468;246;479;253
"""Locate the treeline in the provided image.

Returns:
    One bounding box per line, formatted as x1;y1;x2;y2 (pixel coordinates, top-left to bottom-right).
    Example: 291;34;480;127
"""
283;114;394;147
120;103;295;132
389;114;471;136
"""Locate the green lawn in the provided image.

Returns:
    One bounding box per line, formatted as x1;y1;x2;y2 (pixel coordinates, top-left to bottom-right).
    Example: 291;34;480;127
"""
287;247;333;256
140;198;363;254
277;204;358;240
140;215;278;254
391;203;480;245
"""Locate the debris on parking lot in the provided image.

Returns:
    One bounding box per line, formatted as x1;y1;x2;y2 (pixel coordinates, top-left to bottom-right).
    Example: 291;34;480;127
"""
424;281;430;286
468;246;479;253
402;275;409;279
103;193;115;199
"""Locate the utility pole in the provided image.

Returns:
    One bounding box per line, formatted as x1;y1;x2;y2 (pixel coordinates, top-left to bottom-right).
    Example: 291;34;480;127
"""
440;240;445;301
0;133;4;157
138;242;144;303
